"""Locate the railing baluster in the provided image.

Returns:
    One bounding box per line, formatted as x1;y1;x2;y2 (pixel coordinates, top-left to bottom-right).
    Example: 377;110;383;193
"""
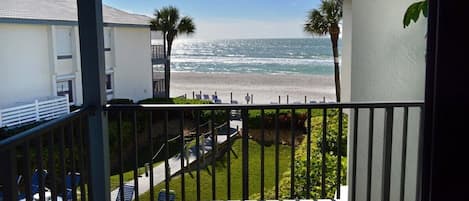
70;122;77;201
133;111;140;201
241;109;249;200
260;109;265;200
118;112;124;201
351;108;358;201
211;110;217;201
48;131;57;201
59;126;67;200
1;148;18;201
337;108;343;199
149;111;155;201
78;116;87;201
195;110;201;201
37;136;45;201
180;111;186;201
290;108;295;199
306;109;312;199
164;111;170;201
226;109;231;200
23;141;33;201
321;108;327;198
382;108;394;201
366;108;374;201
400;107;409;201
275;108;280;199
415;106;425;201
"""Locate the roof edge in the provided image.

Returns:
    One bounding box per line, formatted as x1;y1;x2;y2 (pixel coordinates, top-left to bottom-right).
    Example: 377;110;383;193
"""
0;17;150;28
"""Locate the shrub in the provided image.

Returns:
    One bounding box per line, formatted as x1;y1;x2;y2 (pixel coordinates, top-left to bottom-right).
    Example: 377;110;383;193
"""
253;110;348;200
108;98;134;104
138;97;211;105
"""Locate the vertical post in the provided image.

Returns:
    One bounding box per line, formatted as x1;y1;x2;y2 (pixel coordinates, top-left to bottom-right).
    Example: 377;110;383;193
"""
278;96;281;104
35;99;40;121
76;0;110;200
0;150;18;201
193;91;195;99
382;108;394;201
66;94;71;113
251;94;254;104
287;95;289;104
0;110;3;126
241;109;249;200
230;92;233;103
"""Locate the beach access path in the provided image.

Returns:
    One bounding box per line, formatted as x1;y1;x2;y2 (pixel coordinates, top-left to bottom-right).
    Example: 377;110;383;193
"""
110;120;242;200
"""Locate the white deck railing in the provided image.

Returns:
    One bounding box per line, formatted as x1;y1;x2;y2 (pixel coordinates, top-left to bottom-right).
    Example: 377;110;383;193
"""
0;96;70;128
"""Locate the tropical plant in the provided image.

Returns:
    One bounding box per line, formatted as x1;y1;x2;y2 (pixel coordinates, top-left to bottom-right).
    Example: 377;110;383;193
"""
150;6;196;98
304;0;343;102
403;0;428;28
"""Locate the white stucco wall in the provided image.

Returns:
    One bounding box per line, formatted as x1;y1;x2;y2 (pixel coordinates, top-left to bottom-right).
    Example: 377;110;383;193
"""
348;0;426;101
0;22;153;107
0;24;53;107
341;0;352;102
342;0;426;201
113;27;152;102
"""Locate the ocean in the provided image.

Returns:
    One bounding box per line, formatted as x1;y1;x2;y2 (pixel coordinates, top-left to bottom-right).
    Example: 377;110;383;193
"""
170;38;340;75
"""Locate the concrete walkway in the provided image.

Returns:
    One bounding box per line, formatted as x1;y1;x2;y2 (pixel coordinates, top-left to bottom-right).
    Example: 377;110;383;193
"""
110;120;242;200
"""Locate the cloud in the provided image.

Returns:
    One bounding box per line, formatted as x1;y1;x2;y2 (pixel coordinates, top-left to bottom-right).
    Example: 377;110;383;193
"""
183;18;311;40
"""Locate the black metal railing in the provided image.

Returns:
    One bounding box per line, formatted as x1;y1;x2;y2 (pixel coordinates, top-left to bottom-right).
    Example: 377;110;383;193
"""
151;45;165;60
0;109;90;201
105;101;424;201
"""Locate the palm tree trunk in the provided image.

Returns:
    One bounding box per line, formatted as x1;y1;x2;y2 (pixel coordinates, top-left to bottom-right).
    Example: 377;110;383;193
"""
330;31;341;102
163;33;170;98
165;41;173;99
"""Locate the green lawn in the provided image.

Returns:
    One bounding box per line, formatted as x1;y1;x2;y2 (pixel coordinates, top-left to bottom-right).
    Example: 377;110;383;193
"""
139;139;292;201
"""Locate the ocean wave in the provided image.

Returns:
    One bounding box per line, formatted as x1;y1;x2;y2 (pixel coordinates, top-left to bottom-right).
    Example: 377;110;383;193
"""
171;55;334;66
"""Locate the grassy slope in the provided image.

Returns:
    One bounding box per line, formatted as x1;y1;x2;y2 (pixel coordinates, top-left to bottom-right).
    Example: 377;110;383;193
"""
139;139;292;201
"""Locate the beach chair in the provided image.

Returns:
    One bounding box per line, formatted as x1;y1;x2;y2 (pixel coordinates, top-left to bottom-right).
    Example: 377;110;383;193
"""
116;185;134;201
57;172;81;201
203;94;210;100
158;189;175;201
195;94;201;99
30;169;48;196
309;100;317;104
230;100;238;104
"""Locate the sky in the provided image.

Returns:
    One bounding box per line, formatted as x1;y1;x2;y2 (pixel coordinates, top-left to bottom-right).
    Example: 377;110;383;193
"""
103;0;321;39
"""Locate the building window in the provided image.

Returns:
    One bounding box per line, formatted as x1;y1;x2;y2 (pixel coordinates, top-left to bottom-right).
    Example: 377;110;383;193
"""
106;74;113;94
56;27;73;58
104;28;112;51
57;80;74;103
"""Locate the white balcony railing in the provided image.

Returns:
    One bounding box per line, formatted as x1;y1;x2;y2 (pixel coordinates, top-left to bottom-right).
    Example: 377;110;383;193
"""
0;96;70;128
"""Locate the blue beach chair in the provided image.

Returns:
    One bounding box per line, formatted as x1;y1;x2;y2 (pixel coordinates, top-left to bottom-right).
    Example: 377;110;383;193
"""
116;185;134;201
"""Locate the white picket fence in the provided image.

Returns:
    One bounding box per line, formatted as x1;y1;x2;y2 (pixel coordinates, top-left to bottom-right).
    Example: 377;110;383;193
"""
0;96;70;128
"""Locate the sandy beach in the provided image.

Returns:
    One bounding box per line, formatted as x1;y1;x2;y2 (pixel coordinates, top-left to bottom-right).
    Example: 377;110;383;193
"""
170;72;335;104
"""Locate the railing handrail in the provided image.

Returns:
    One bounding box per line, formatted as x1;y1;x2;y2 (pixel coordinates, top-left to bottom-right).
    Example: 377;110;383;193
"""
0;107;91;152
105;101;424;111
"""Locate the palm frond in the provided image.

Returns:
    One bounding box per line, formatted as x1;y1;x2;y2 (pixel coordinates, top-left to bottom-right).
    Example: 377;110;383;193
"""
304;0;342;36
304;10;328;35
178;16;196;35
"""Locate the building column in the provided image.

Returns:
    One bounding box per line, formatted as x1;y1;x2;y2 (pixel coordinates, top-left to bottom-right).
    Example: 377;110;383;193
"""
76;0;110;201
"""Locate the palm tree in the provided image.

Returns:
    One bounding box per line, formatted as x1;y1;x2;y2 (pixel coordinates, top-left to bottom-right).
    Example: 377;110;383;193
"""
150;6;195;98
304;0;343;102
